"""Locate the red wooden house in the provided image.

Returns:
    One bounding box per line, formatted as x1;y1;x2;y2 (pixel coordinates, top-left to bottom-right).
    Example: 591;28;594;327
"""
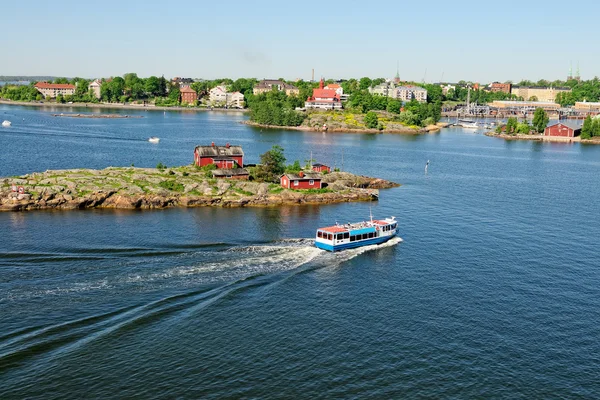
544;123;581;138
280;172;322;189
312;163;331;173
194;143;244;168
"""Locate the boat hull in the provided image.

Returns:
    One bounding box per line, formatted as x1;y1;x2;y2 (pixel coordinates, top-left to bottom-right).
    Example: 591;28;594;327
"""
315;232;397;252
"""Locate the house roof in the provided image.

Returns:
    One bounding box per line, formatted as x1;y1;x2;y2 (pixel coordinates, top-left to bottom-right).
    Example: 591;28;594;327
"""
255;80;298;90
196;145;244;157
325;84;340;89
180;86;197;93
546;122;582;131
312;89;338;99
312;163;328;167
34;82;76;89
282;172;321;180
212;168;249;177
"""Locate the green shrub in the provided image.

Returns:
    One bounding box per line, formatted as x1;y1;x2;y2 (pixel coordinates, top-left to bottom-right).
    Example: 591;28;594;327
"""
158;180;184;192
156;162;166;170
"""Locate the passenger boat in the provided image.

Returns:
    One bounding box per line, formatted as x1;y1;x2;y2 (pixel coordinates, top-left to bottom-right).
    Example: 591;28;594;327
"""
315;215;398;252
148;136;160;143
2;120;11;127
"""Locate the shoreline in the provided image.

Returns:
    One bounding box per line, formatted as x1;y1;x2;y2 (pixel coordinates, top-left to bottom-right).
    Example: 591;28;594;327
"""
0;167;399;212
484;131;600;144
242;120;429;135
0;99;249;113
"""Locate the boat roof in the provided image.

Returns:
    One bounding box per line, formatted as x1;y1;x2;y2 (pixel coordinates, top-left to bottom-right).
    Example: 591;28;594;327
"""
318;218;395;233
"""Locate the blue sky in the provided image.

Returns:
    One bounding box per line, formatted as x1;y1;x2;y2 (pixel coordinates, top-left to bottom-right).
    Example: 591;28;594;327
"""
1;0;596;82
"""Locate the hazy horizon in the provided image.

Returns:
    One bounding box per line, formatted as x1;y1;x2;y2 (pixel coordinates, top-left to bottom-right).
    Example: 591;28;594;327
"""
1;0;596;83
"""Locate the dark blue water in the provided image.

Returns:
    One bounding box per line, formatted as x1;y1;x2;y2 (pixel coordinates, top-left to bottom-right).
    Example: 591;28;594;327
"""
1;104;600;399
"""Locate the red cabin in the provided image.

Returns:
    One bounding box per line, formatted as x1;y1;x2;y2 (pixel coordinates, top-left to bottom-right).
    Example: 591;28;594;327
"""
312;163;331;173
280;172;322;189
194;143;244;167
544;123;581;138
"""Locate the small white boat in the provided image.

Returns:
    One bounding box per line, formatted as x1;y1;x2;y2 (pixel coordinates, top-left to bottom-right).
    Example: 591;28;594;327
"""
2;120;11;127
148;137;160;143
457;119;479;129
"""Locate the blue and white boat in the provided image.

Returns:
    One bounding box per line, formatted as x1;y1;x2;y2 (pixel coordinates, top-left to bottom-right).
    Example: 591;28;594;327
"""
315;216;398;252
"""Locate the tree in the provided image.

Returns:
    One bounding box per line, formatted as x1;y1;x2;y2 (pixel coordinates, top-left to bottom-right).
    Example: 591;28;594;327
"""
256;145;286;182
581;116;593;139
506;117;518;134
364;111;378;129
359;77;372;90
532;108;549;133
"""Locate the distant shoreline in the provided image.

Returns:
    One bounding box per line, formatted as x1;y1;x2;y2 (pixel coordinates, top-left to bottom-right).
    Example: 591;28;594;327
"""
0;99;249;113
242;120;439;135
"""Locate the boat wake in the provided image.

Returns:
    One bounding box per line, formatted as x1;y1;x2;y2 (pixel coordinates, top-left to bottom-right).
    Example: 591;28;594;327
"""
0;237;402;373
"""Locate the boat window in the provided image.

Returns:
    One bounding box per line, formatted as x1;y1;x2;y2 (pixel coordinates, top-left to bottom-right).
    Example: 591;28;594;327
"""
350;235;355;242
344;232;349;239
337;233;343;240
362;234;367;240
328;234;333;241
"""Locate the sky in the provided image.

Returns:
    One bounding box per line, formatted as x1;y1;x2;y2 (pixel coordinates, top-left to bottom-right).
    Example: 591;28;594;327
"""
1;0;597;83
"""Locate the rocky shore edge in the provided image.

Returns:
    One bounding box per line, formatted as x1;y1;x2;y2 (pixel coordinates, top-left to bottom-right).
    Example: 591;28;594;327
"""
0;167;399;212
484;131;600;144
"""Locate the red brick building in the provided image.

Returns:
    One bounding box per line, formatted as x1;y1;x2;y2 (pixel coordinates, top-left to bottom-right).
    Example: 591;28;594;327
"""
544;123;581;138
194;143;244;168
305;79;342;110
280;172;322;189
312;163;331;173
489;82;512;94
180;86;197;104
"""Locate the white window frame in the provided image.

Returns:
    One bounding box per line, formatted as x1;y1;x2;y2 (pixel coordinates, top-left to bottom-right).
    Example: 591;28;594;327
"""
294;180;299;186
309;179;314;185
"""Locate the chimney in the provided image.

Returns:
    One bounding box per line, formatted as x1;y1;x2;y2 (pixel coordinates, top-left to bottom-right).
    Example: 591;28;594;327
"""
299;171;304;178
211;142;215;147
226;143;230;148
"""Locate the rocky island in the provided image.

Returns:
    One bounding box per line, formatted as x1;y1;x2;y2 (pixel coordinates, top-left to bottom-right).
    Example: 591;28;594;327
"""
0;166;399;212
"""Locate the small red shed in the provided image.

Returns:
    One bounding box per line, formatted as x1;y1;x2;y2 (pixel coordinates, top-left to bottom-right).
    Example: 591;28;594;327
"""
194;143;244;167
544;123;581;138
312;163;331;173
280;172;322;189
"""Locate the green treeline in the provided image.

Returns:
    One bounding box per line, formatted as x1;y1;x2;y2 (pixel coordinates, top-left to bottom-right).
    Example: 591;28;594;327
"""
581;116;600;139
247;90;305;127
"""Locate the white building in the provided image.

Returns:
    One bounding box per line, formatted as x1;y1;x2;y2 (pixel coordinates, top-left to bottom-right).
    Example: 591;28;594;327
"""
209;86;244;108
88;79;102;99
393;86;428;103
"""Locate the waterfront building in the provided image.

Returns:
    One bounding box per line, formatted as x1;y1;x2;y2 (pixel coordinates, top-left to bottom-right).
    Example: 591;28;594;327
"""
194;143;244;168
208;86;244;108
369;82;393;97
88;79;102;99
393;85;427;103
229;92;245;108
280;171;322;189
488;82;512;94
544;123;581;138
574;101;600;112
34;82;76;98
489;100;561;112
253;80;299;96
305;79;342;110
510;86;571;102
312;163;331;173
180;86;197;105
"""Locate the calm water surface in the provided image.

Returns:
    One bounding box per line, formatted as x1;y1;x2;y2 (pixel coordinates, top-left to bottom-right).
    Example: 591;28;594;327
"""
1;105;600;399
